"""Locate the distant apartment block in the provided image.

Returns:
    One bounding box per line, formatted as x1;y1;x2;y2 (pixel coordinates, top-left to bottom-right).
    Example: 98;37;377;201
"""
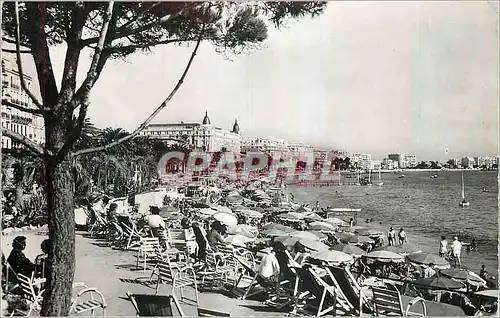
388;153;416;168
382;158;394;170
241;136;289;155
352;153;372;171
371;160;382;170
403;154;417;168
461;157;475;169
1;56;45;150
287;142;315;153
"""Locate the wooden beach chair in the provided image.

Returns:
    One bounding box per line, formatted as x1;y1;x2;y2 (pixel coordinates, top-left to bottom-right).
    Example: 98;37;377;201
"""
127;292;185;317
304;266;354;316
121;217;148;251
372;284;427;316
233;256;291;305
326;265;375;314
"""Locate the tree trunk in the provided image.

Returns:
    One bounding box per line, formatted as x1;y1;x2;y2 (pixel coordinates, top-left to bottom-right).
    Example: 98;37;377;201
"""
40;158;76;316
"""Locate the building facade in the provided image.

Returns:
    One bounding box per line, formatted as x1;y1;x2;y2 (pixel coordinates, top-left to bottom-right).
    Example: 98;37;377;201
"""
1;57;45;150
388;153;417;168
140;112;241;153
241;136;289;154
461;157;475;169
382;158;394;170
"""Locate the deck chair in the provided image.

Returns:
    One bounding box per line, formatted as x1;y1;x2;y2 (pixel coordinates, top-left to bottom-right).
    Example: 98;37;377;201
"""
88;209;108;237
127;292;185;317
109;221;127;249
120;217;147;250
326;265;375;314
137;238;162;272
9;273;44;317
372;284;427;316
197;308;231;317
294;266;353;317
151;256;199;305
233;256;290;303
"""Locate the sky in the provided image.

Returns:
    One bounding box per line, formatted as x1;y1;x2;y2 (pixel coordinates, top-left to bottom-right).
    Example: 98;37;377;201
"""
11;1;500;161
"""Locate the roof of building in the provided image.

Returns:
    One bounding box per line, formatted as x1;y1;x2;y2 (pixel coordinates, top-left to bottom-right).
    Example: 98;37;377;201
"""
202;110;211;125
232;119;240;134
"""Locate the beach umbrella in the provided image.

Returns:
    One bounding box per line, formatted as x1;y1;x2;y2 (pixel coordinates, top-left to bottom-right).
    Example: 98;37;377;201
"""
311;250;353;264
304;213;323;222
198;208;217;217
295;206;310;213
212;212;238;226
325;217;347;226
365;250;405;262
225;196;243;204
372;244;422;255
474;289;499;298
211;205;233;214
275;235;301;248
356;228;384;237
330;244;367;257
279;212;304;220
343;226;366;233
336;232;356;243
407;253;450;267
224;234;255;247
237;209;263;219
260;223;295;236
227;224;258;238
348;236;375;244
439;269;487;285
413;276;465;290
297;239;330;252
310;231;328;240
309;221;337;232
289;231;321;241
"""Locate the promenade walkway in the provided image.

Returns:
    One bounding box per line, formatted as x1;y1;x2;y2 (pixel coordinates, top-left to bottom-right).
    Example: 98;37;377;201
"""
2;230;286;316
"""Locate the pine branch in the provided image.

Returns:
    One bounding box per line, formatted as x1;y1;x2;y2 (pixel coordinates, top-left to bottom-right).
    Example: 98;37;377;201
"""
56;1;115;162
2;128;43;156
2;48;31;54
14;2;43;110
71;28;204;158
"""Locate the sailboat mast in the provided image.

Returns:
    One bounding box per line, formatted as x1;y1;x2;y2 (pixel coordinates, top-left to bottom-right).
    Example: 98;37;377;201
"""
379;169;382;181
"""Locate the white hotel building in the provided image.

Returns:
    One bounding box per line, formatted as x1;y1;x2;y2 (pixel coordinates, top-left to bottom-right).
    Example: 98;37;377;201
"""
1;57;45;150
140;111;241;153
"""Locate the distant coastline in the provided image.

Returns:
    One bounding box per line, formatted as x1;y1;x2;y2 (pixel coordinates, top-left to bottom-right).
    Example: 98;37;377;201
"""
346;168;497;173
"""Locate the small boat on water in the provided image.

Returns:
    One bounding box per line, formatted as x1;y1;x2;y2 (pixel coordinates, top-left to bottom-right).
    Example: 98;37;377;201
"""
459;172;470;207
482;187;489;193
430;174;438;179
398;174;405;178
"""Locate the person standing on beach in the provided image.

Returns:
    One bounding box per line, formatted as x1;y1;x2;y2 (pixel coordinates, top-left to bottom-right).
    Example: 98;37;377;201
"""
398;228;407;245
439;236;448;258
450;236;463;267
387;227;396;246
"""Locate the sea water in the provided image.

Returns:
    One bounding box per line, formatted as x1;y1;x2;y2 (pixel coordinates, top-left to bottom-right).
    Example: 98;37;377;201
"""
289;170;498;275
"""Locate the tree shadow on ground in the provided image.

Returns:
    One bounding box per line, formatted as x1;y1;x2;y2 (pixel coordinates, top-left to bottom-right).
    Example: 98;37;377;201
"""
119;277;157;288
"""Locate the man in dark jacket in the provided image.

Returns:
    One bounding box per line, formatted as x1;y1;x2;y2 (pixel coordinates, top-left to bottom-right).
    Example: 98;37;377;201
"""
7;236;35;279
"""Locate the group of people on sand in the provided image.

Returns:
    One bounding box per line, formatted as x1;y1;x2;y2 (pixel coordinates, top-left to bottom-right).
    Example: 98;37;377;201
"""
3;236;50;290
